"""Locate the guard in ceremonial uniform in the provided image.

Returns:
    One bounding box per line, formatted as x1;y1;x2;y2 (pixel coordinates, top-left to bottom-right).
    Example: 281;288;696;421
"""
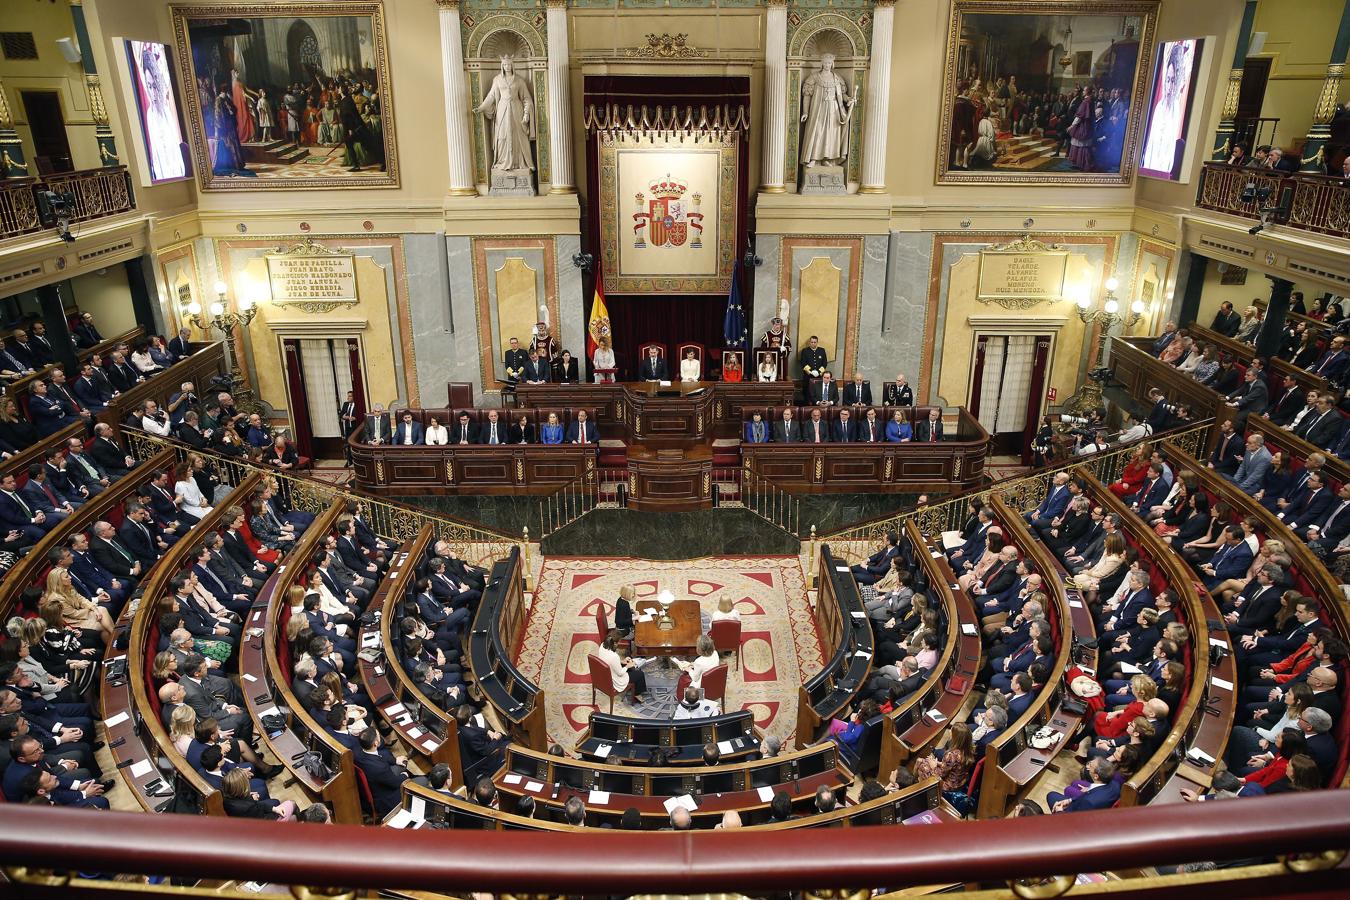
503;338;529;388
758;317;792;381
799;336;827;381
531;321;558;362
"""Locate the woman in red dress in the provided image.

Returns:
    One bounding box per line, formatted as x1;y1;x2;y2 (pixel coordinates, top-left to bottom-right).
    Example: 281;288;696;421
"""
1109;442;1151;498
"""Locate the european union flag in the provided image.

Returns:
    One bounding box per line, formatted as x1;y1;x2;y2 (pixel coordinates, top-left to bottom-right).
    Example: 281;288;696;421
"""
723;261;747;349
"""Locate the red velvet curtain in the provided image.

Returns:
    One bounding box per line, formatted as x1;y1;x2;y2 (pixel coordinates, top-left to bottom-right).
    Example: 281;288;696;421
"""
1021;337;1053;465
604;295;731;380
281;340;314;460
346;338;367;425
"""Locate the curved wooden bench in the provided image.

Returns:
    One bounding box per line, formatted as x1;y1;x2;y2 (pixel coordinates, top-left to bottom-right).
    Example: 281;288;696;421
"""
579;710;760;765
242;500;361;822
469;545;547;751
795;544;873;747
113;471;265;814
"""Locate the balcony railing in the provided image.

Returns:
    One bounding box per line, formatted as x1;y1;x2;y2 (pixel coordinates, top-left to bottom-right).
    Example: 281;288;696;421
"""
1195;161;1350;241
0;165;135;240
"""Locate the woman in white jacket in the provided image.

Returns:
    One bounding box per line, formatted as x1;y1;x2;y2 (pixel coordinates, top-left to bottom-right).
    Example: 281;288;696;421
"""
595;632;646;701
676;634;720;690
174;461;213;520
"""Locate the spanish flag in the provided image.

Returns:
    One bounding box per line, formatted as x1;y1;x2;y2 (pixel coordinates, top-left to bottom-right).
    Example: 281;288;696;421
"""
586;273;612;360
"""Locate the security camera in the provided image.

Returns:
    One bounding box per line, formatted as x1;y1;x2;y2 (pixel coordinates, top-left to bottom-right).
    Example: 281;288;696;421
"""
1248;223;1264;236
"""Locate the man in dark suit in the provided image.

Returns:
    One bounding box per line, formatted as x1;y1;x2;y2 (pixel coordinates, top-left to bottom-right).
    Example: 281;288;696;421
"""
177;410;211;449
0;473;53;543
1127;463;1171;515
336;518;380;581
478;409;509;445
1310;335;1348;383
89;425;134;479
851;533;899;585
1307;483;1350;554
72;363;109;411
428;556;480;608
88;520;143;580
338;392;359;443
72;313;103;349
1026;472;1072;529
831;409;857;442
117;503;165;569
1208;419;1243;476
810;372;840;406
321;536;373;601
798;336;827;380
1283;471;1335;537
1211;301;1241;337
915;408;944;442
144;470;194;532
948;506;993;566
1047;758;1122;812
502;337;529;387
392;411;423;446
1223;564;1282;635
167;328;193;361
1266;374;1304;426
519;347;550;384
565;410;597;445
455;704;508;780
7;329;43;371
67;532;131;607
192;545;251;618
180;654;251;743
451;412;478;446
803;408;830;444
1151;322;1178;357
364;404;392;445
637;346;666;381
19;466;74;525
222;508;275;577
772;408;800;443
353;727;408;818
27;322;57;366
204;532;260;599
855;408;883;443
1295;394;1342;449
843;373;872;407
28;381;82;437
1200;526;1255;591
1238;597;1321;666
104;351;140;391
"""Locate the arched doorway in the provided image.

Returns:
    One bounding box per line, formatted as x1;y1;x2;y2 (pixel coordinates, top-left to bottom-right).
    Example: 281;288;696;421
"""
286;20;322;84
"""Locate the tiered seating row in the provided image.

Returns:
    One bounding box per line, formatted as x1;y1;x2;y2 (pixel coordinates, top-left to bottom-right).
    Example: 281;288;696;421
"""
794;544;873;746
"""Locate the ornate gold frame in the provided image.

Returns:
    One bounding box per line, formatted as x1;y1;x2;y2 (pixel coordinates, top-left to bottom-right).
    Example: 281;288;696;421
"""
977;235;1069;308
598;132;738;295
935;0;1160;186
265;237;360;311
169;2;400;191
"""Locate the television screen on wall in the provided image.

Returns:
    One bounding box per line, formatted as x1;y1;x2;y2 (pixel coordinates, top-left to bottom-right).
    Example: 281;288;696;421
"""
1138;38;1205;181
125;39;189;182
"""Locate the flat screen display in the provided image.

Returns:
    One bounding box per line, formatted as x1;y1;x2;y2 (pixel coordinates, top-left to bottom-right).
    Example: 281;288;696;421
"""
125;39;189;182
1138;38;1205;181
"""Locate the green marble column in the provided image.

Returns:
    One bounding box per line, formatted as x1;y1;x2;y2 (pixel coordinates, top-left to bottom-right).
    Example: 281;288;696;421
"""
1212;0;1259;161
1300;0;1350;172
69;0;119;167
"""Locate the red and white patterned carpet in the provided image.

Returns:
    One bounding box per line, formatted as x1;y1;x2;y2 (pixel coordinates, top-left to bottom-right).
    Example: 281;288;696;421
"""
516;556;825;752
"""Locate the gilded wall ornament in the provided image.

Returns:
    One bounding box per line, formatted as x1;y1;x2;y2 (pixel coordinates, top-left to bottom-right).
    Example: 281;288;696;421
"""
625;32;708;59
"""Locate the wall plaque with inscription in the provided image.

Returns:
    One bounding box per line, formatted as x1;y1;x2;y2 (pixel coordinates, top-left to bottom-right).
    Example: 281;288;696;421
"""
266;238;358;310
977;235;1068;309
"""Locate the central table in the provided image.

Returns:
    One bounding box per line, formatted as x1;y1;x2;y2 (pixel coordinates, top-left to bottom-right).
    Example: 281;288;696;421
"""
632;599;703;657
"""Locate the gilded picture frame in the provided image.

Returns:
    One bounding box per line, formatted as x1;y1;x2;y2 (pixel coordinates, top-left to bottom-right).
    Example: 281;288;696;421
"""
936;0;1160;186
170;2;399;191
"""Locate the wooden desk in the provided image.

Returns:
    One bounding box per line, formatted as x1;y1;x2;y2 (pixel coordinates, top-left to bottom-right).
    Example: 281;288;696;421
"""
632;599;703;656
623;381;716;448
514;381;797;434
626;444;713;511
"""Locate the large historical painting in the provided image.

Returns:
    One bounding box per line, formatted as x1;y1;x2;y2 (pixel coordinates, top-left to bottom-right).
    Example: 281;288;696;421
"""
599;134;737;294
937;0;1159;185
170;3;398;190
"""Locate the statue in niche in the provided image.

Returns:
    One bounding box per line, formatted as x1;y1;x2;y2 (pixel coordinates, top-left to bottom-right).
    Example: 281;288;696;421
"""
799;53;857;168
476;55;536;173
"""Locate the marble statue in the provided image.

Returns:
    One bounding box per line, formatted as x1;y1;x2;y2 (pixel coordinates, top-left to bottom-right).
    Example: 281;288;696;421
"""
476;55;536;172
799;53;856;168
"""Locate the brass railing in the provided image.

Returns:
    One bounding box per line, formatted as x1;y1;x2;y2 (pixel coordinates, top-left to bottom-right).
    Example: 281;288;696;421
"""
1195;160;1350;240
122;430;519;568
822;419;1214;549
0;166;135;239
536;466;623;538
714;465;803;538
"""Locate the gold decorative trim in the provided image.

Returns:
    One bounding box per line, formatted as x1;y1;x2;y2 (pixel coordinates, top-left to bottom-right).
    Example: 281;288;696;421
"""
375;459;384;483
633;414;641;435
1009;875;1075;899
856;186;887;194
515;458;525;483
628;472;638;498
702;471;710;497
883;456;893;481
952;454;962;481
435;0;460;8
446;460;454;482
625;32;709;59
813;454;823;482
696;412;704;435
471;237;561;394
714;400;723;419
84;74;109;126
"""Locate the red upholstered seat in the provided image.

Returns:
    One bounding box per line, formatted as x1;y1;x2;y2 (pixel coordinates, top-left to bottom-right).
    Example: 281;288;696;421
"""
587;652;617;713
710;618;742;672
700;663;729;704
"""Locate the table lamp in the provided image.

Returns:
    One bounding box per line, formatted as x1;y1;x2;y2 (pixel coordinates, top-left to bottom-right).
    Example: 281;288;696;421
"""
656;589;675;631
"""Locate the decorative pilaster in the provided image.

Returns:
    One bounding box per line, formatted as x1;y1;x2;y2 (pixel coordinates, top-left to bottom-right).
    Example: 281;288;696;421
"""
1300;1;1350;172
437;0;477;196
69;0;119;166
0;81;29;177
1212;0;1258;160
761;0;787;193
545;0;575;193
858;0;894;193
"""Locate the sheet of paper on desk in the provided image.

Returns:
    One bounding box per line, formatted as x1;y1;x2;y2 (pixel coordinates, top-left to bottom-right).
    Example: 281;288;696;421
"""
595;743;613;759
835;565;850;573
384;703;405;716
588;789;611;805
387;809;415;829
850;611;866;619
407;727;424;739
961;624;977;636
252;611;261;622
1210;637;1228;648
637;614;654;623
1068;599;1083;609
422;740;438;752
757;786;774;802
1119;662;1143;674
663;794;698;813
104;712;130;729
410;797;426;822
503;773;523;785
1211;677;1233;691
524;781;544;792
129;759;153;778
1188;747;1215;764
242;673;257;682
717;740;734;754
931;551;943;558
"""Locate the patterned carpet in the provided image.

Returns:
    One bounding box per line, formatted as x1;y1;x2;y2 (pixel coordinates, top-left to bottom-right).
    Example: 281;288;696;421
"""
516;556;824;752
